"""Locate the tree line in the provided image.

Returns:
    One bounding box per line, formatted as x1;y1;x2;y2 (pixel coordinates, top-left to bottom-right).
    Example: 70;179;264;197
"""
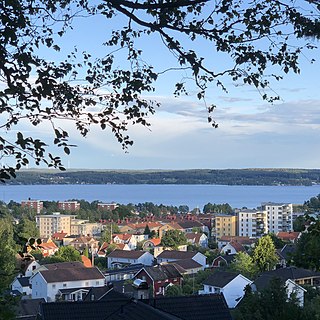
7;169;320;185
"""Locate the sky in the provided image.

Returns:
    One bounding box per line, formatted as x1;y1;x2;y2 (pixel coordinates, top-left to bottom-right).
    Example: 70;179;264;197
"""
3;2;320;170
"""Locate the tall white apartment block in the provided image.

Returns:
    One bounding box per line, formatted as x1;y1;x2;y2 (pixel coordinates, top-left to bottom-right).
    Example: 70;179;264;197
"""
238;209;268;238
261;202;293;234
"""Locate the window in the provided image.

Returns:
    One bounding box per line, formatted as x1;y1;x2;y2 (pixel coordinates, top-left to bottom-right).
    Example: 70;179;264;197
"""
52;284;56;289
96;281;100;285
63;283;67;287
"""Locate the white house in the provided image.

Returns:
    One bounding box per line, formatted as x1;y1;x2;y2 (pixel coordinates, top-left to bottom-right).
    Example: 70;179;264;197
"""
156;250;207;268
30;266;105;302
285;279;306;307
199;271;252;308
185;233;208;248
11;276;31;296
107;250;154;269
22;260;41;277
220;241;245;255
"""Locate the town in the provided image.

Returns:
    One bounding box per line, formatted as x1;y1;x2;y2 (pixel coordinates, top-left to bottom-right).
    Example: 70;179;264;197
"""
1;196;320;320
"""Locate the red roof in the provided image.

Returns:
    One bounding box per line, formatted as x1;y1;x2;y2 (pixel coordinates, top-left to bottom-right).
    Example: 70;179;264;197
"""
81;255;92;268
228;241;245;252
52;232;68;240
145;238;161;246
277;232;300;241
113;233;132;241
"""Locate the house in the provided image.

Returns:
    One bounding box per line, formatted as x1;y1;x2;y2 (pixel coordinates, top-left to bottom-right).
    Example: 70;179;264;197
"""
220;241;245;255
38;291;233;320
15;298;45;320
105;264;145;282
254;266;320;306
258;266;320;287
156;250;207;268
52;231;68;246
39;238;59;257
276;244;296;268
217;236;256;250
19;259;41;277
119;222;163;235
107;249;154;269
30;263;105;302
134;264;183;297
112;233;148;250
97;242;130;257
142;238;161;251
68;236;99;253
167;259;203;275
276;231;301;243
11;276;31;296
176;220;207;233
185;232;208;248
212;255;236;268
199;271;253;308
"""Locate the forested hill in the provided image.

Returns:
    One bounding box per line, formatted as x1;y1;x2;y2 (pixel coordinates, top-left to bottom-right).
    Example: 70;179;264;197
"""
5;169;320;185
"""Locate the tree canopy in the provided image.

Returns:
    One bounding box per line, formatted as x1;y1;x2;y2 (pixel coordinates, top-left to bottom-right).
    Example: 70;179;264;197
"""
252;235;278;272
161;229;187;248
1;0;320;180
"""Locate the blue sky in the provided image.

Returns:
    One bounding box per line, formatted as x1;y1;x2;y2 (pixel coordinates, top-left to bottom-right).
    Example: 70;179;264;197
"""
5;5;320;170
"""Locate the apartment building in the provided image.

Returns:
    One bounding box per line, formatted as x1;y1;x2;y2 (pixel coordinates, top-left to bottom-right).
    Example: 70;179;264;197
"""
261;202;293;233
21;200;43;214
214;214;237;240
97;203;118;211
36;213;76;238
58;201;80;212
71;219;102;236
238;209;268;238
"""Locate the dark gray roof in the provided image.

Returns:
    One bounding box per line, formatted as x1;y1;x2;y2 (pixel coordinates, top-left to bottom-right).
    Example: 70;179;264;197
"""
39;293;232;320
157;250;197;260
145;294;232;320
83;286;123;301
17;276;30;287
15;298;45;317
143;264;182;281
254;267;320;291
213;255;236;264
39;267;105;283
39;299;179;320
107;250;149;259
58;287;91;294
168;259;202;270
105;264;144;275
277;244;296;261
43;261;85;270
203;271;240;288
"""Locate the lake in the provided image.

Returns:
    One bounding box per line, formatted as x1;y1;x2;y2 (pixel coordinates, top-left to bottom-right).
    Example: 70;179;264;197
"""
1;184;320;210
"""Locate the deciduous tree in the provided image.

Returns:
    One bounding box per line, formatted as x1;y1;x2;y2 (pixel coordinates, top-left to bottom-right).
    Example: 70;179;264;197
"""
1;1;320;179
161;229;187;248
230;252;257;279
252;235;278;272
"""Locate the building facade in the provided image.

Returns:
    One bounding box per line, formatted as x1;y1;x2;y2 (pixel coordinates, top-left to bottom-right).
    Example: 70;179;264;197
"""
36;213;76;238
214;214;237;240
58;201;80;212
21;200;43;214
261;202;293;233
238;209;268;238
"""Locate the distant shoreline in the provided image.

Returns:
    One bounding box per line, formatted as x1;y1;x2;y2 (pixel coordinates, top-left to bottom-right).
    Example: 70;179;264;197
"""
4;168;320;186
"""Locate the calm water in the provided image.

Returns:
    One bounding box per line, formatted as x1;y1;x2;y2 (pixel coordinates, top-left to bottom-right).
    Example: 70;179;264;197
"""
1;184;320;210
